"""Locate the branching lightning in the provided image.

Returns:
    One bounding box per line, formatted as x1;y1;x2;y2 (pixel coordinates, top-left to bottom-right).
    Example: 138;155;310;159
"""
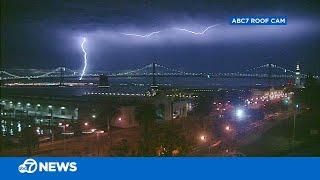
173;24;220;35
76;25;219;75
121;31;162;38
79;37;87;80
121;24;220;38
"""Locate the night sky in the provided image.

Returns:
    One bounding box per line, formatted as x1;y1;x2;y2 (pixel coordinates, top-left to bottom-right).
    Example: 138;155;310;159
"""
1;0;320;74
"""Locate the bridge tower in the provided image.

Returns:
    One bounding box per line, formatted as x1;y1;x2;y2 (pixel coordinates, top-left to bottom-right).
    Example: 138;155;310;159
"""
151;62;158;88
59;67;65;86
267;63;272;87
98;74;110;88
0;71;3;86
295;62;302;88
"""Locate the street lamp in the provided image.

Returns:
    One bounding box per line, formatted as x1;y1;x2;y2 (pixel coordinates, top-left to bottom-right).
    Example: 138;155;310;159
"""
61;123;70;153
26;103;31;116
95;130;105;156
81;122;92;134
48;105;53;142
200;135;206;142
292;104;299;147
225;125;231;131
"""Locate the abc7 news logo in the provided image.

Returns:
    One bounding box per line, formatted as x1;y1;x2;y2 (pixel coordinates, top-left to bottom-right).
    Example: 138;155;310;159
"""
18;159;38;174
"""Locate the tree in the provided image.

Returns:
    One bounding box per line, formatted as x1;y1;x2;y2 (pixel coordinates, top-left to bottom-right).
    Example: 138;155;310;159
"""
155;124;194;156
294;75;320;128
135;102;156;155
21;126;38;156
107;104;119;145
94;100;119;129
95;101;119;147
193;95;212;133
299;75;320;109
135;102;156;140
194;95;212;118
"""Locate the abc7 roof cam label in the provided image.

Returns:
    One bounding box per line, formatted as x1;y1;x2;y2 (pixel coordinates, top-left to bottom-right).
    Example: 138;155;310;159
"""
230;16;287;25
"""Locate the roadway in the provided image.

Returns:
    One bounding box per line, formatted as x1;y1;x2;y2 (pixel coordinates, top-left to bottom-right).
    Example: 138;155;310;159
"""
0;128;141;156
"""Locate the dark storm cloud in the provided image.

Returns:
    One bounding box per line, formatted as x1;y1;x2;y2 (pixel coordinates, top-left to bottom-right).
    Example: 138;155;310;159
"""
1;0;320;74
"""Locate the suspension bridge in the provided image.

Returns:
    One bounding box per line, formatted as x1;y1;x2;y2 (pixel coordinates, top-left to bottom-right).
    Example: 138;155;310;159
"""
0;63;316;87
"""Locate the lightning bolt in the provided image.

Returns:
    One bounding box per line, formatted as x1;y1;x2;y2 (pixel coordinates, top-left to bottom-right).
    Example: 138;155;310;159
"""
76;24;219;75
121;31;162;38
173;24;220;35
121;24;220;38
79;37;87;80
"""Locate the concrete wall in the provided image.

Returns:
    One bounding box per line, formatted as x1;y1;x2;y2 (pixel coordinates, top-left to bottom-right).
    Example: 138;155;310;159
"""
0;99;78;121
1;95;191;129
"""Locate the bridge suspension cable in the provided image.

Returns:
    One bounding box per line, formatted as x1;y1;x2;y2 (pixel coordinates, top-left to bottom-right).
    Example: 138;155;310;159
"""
154;63;186;74
245;63;296;75
34;67;64;78
120;63;153;75
0;71;22;78
245;64;270;72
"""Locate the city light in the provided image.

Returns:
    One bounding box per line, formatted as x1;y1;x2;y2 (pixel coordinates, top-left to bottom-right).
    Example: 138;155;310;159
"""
84;122;89;126
92;114;96;119
225;125;231;131
48;105;53;108
200;135;206;141
235;108;245;120
118;117;122;121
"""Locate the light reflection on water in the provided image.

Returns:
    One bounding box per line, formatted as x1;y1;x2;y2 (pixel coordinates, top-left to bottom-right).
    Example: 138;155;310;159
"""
1;78;288;96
